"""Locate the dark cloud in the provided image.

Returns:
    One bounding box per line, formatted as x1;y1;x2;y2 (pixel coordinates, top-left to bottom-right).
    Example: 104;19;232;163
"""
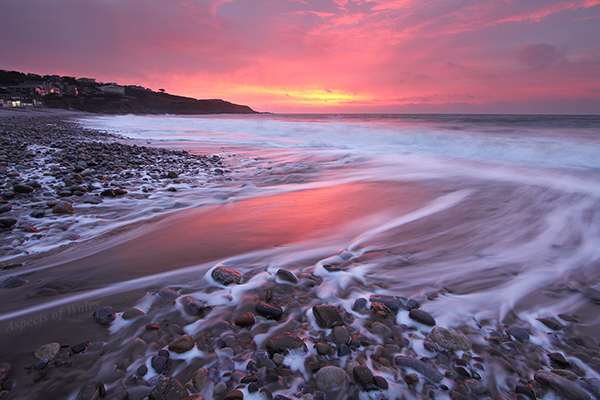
516;43;567;69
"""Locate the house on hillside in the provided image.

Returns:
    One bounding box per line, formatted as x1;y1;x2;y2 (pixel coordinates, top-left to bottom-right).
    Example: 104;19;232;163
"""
99;84;125;96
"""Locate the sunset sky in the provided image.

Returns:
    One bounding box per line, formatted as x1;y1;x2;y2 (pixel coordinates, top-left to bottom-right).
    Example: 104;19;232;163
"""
1;0;599;113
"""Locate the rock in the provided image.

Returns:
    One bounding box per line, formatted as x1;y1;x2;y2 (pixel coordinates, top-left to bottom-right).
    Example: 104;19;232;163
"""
81;195;103;204
167;171;179;179
506;326;529;341
266;332;307;354
106;392;130;400
122;308;145;320
92;306;116;325
211;265;242;285
315;366;349;392
192;368;208;391
404;374;419;384
579;378;600;398
330;326;350;345
0;218;17;229
313;305;344;328
52;201;74;214
235;312;255;327
149;377;189;400
0;204;11;213
534;370;591;400
395;356;443;383
137;364;148;376
465;379;487;395
255;301;283;320
151;355;168;374
370;302;391;317
71;342;89;354
30;209;45;218
224;390;244;400
548;353;570;369
408;309;436;326
369;294;403;312
181;296;211;317
428;327;472;351
353;365;374;387
13;184;34;194
0;363;11;386
551;369;577;381
76;380;103;400
536;317;564;330
168;335;195;353
1;276;27;288
373;375;388;390
100;189;117;197
352;298;368;312
276;269;298;283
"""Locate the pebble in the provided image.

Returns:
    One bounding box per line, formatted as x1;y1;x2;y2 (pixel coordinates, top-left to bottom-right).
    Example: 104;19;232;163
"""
1;276;27;288
313;305;344;328
369;294;404;312
0;218;17;229
428;327;472;351
408;309;436;326
353;365;374;387
52;201;74;214
235;312;256;327
315;366;349;392
534;370;591;400
330;326;350;345
276;269;298;283
370;302;391;317
121;308;145;320
266;332;307;354
92;306;115;325
71;342;88;354
151;355;168;374
29;209;44;218
395;356;443;382
75;380;103;400
255;301;283;320
506;326;530;341
168;335;195;353
192;368;208;390
211;265;242;285
148;377;188;400
181;296;211;317
34;343;60;360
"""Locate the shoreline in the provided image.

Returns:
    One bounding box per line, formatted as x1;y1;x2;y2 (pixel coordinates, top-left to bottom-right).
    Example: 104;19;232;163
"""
1;111;600;400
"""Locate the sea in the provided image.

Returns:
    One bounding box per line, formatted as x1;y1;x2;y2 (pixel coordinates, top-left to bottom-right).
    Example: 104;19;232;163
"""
3;113;600;399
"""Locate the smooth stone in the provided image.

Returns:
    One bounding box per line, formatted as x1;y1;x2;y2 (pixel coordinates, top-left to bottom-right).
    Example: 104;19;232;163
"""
122;308;145;320
181;296;211;317
224;390;244;400
276;269;298;283
465;379;487;395
370;302;391;317
235;312;256;327
1;276;27;288
30;209;45;218
255;301;283;320
0;363;11;385
353;365;374;387
352;298;368;312
534;370;590;400
13;184;33;194
408;309;436;326
313;305;344;328
211;265;242;286
52;201;74;214
100;189;117;197
429;327;472;351
0;205;11;213
369;294;403;312
551;369;577;381
373;375;388;390
92;306;116;325
548;353;570;369
0;218;17;229
506;326;530;341
148;377;188;400
167;171;179;179
151;355;168;374
71;342;89;354
192;368;208;391
76;380;103;400
536;317;564;330
266;332;307;354
168;335;195;353
395;356;443;383
137;364;148;376
330;326;350;345
81;195;103;204
315;366;349;392
34;343;61;360
579;378;600;398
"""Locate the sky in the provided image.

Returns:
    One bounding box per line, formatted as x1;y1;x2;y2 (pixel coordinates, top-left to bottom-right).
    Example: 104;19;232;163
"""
1;0;599;114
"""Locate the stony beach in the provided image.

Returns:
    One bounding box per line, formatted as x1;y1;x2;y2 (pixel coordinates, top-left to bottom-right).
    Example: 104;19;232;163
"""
1;109;600;400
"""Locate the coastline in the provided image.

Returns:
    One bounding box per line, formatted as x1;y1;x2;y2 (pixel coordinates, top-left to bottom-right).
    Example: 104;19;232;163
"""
1;110;600;400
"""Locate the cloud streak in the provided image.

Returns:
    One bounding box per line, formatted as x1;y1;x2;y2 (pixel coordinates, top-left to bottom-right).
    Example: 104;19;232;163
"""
0;0;598;113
